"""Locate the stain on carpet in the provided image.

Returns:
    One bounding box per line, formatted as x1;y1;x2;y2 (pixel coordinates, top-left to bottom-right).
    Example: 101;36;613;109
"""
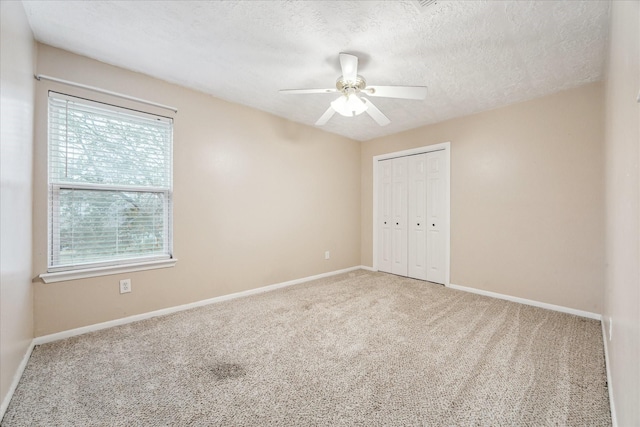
207;363;246;381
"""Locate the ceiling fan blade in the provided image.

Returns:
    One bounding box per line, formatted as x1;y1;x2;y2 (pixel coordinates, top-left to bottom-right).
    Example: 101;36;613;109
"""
339;53;358;83
362;98;390;126
315;106;336;126
279;88;338;95
365;85;428;100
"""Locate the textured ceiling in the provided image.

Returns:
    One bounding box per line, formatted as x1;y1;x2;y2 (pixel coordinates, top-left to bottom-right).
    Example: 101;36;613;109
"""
22;0;610;141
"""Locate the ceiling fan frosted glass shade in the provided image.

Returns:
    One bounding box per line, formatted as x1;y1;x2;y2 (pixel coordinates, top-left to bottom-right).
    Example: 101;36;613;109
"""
331;95;368;117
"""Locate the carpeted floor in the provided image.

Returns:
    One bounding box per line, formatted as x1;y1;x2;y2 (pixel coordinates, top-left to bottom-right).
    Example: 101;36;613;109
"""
2;270;611;426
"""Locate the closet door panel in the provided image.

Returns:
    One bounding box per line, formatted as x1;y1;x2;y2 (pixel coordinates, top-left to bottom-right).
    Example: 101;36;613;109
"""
408;154;428;280
391;157;408;276
378;160;393;273
426;150;446;284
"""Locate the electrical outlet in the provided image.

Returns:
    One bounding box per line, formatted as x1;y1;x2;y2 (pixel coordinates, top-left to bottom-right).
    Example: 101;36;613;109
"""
119;279;131;294
324;251;330;260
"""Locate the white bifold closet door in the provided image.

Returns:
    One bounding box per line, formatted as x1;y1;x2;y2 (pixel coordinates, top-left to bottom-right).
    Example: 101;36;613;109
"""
425;150;446;283
378;157;408;276
408;154;427;280
378;150;445;284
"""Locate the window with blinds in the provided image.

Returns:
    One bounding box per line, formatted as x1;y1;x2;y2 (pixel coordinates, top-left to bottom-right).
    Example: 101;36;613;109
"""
47;92;173;271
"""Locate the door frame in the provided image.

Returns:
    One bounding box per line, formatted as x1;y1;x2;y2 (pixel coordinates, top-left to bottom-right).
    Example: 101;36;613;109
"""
372;142;451;286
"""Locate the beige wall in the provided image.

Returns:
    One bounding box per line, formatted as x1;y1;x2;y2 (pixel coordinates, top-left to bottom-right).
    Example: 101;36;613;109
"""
32;45;361;336
603;1;640;425
361;83;605;314
0;1;36;411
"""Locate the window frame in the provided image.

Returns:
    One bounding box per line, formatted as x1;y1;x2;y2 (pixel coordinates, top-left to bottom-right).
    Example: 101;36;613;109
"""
40;92;177;283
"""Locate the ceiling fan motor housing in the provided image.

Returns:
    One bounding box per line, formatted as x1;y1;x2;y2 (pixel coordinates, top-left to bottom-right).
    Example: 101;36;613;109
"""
336;75;367;94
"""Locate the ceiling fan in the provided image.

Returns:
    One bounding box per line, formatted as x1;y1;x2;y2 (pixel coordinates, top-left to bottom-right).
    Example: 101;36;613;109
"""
279;53;428;127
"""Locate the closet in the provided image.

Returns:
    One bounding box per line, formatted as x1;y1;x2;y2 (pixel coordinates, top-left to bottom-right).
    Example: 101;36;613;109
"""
377;149;446;284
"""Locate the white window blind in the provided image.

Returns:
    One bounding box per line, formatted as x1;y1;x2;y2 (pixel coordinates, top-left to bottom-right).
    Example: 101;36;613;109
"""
48;92;173;272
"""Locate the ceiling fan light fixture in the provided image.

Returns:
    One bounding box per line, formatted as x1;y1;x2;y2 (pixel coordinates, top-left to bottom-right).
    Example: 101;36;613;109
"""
331;94;368;117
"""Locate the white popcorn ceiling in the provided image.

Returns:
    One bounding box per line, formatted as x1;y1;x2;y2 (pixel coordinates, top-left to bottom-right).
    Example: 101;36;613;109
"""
22;0;610;141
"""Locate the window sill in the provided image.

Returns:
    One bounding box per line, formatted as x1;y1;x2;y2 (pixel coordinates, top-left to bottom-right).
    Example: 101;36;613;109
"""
39;258;178;283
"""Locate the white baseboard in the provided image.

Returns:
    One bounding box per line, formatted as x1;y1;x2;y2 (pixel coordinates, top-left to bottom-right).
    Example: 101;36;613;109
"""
33;265;367;346
359;265;375;272
447;283;602;320
0;341;35;421
601;319;617;427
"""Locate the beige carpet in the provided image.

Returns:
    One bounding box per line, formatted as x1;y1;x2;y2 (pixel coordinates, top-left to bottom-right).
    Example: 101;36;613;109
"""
2;270;611;426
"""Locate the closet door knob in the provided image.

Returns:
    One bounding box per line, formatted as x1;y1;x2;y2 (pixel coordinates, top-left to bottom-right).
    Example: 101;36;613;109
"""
417;223;420;226
384;221;387;224
396;222;399;225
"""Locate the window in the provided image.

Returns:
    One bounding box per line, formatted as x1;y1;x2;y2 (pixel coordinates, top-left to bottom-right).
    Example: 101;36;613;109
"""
47;92;173;274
